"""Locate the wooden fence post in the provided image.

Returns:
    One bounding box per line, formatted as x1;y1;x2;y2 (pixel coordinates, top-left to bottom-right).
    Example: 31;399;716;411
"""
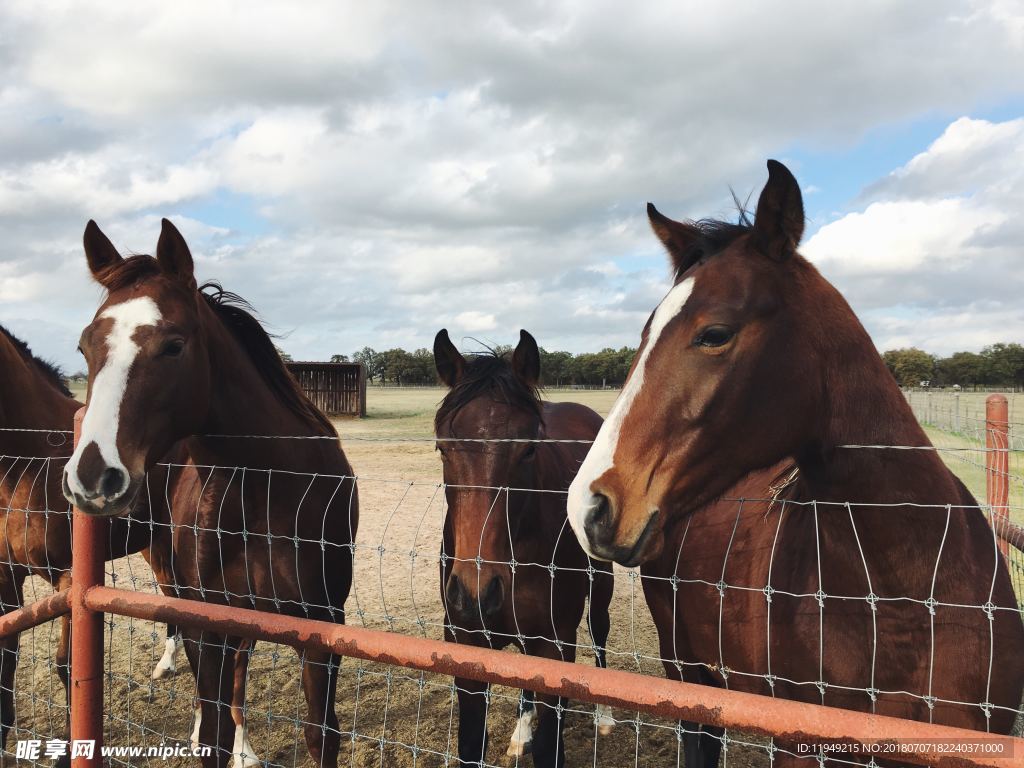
986;394;1010;558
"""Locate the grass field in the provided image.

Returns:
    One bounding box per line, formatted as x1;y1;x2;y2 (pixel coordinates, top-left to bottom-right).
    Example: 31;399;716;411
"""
346;386;1022;514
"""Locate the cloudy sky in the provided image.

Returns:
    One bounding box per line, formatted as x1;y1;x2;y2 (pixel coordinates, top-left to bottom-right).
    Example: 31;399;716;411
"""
1;1;1022;371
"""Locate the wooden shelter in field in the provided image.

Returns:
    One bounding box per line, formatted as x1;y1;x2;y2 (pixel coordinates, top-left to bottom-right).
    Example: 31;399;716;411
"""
286;361;367;417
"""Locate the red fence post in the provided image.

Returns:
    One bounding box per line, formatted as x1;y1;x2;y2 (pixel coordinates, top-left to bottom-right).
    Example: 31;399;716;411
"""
70;407;103;767
986;394;1010;558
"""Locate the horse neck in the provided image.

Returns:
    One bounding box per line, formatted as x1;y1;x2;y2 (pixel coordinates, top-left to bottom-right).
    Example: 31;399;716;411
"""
0;337;78;511
184;302;334;471
0;339;77;442
792;268;961;511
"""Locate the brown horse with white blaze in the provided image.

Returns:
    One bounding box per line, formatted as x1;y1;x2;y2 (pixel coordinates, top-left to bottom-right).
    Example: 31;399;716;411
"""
63;219;358;768
0;325;181;759
434;330;615;768
567;161;1024;764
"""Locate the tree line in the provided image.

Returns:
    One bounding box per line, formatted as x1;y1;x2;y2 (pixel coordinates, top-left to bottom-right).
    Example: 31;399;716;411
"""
881;343;1024;389
327;346;639;387
310;341;1024;390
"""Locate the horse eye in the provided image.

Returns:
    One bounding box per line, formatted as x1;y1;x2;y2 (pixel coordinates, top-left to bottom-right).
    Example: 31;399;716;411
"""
161;339;185;357
694;325;735;348
522;443;537;461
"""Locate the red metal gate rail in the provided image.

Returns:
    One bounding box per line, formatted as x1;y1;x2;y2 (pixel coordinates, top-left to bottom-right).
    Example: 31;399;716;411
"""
0;590;69;638
84;584;1022;768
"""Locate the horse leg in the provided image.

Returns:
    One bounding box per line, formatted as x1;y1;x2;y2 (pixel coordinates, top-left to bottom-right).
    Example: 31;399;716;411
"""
228;638;259;768
48;571;74;768
506;690;536;757
152;623;184;680
0;572;24;755
182;628;237;768
587;564;615;736
51;572;72;702
676;667;723;768
455;675;489;766
294;646;341;767
524;639;574;768
141;540;184;681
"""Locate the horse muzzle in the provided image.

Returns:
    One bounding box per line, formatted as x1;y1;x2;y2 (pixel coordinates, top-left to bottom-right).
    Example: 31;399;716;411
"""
445;571;506;628
578;492;662;567
62;466;138;518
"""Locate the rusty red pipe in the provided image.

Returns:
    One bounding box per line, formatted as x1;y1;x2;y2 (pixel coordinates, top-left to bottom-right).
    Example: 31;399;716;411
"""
84;584;1022;768
70;407;104;768
0;590;70;639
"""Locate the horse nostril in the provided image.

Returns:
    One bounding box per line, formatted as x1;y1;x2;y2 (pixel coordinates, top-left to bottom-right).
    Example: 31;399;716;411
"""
480;576;504;617
99;467;126;500
445;574;466;613
586;493;613;530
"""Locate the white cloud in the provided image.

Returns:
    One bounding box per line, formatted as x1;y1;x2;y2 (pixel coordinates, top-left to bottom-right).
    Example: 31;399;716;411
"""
0;2;1022;367
804;116;1024;353
454;311;498;333
803;198;1003;275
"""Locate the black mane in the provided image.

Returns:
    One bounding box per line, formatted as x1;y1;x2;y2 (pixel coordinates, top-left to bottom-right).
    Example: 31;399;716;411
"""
89;253;335;437
673;211;753;278
435;352;542;434
0;324;72;397
199;282;337;437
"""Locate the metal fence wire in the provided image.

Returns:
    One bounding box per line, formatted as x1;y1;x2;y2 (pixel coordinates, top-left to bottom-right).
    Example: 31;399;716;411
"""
1;400;1023;768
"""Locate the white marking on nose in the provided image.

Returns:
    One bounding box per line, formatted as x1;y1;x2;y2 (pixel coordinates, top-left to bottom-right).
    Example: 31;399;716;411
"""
65;296;162;500
567;277;695;554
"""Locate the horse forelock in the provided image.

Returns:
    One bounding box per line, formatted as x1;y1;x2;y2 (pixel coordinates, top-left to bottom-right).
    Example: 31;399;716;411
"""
435;353;542;437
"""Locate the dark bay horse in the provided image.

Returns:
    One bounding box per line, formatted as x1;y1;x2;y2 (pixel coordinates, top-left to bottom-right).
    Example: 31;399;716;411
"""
567;160;1024;765
0;324;180;756
63;219;359;768
433;329;614;768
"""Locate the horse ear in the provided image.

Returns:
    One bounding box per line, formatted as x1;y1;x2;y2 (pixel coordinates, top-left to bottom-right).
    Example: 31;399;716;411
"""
83;220;124;286
512;329;540;388
433;329;465;388
156;218;197;288
752;160;804;261
647;203;702;276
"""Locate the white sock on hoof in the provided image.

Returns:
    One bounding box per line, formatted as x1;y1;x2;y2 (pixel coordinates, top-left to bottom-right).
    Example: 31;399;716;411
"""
189;707;202;750
596;703;615;736
152;636;182;679
230;724;260;768
506;707;536;757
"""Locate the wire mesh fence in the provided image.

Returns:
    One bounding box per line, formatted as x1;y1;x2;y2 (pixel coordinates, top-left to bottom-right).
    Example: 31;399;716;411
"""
2;412;1024;767
904;391;1022;440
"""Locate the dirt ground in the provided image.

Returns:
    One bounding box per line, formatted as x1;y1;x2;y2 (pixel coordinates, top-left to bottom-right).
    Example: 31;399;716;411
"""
9;387;1012;767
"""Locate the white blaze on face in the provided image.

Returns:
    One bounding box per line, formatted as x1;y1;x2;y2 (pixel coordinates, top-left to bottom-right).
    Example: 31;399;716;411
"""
567;278;695;555
65;296;162;501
